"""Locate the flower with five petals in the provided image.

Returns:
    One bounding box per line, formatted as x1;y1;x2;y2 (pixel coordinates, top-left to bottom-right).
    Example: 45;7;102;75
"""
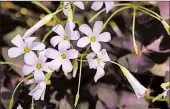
77;21;111;53
8;34;45;65
46;47;79;76
23;50;52;82
51;21;80;50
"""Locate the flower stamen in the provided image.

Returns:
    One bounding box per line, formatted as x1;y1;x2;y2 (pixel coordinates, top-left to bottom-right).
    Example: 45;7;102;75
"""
24;46;30;53
63;35;68;40
60;53;67;59
36;63;42;69
90;36;96;42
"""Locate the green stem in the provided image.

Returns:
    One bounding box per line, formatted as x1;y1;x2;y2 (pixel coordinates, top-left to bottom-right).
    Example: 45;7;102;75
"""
146;95;169;102
89;3;133;23
76;59;88;62
32;1;52;14
89;8;106;23
132;7;138;54
9;74;33;109
0;61;21;68
102;6;131;31
30;97;34;109
138;5;162;19
41;29;53;43
74;56;83;107
138;8;170;35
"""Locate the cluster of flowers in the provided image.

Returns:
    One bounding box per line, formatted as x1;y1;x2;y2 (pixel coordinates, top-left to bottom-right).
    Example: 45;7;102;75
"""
7;1;148;108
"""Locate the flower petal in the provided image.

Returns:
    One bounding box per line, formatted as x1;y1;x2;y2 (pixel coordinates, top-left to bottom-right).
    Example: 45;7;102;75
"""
63;2;71;16
34;70;45;82
50;36;61;47
42;62;52;72
120;66;147;99
46;48;60;59
70;31;80;40
97;32;111;42
24;51;37;65
62;60;73;74
8;47;24;58
105;2;115;13
88;59;98;69
77;37;90;48
66;49;79;59
74;2;85;10
25;37;37;47
91;42;101;53
11;34;24;47
31;42;45;51
65;21;75;36
98;49;110;62
38;49;47;64
41;88;46;100
49;59;62;71
23;65;34;75
52;24;65;36
86;52;96;60
94;66;105;82
93;21;103;35
91;2;103;11
79;24;93;36
58;40;70;52
17;104;23;109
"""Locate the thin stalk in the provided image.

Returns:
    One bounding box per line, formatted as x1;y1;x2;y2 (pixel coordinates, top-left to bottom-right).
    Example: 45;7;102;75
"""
9;74;33;109
89;8;106;23
32;1;52;14
89;3;133;23
74;56;83;107
145;95;169;102
0;61;21;68
102;6;131;31
132;8;138;54
41;29;53;43
30;97;34;109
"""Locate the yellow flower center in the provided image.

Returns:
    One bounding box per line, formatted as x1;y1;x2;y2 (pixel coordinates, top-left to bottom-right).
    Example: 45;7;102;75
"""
90;36;96;42
36;63;42;69
24;46;30;53
97;57;101;64
60;53;66;59
63;35;68;40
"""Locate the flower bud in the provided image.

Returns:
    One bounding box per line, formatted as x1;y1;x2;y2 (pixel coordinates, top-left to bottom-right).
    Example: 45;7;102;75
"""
23;13;55;39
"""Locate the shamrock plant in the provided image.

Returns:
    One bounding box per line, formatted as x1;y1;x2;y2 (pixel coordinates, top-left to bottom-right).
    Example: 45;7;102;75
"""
0;1;169;109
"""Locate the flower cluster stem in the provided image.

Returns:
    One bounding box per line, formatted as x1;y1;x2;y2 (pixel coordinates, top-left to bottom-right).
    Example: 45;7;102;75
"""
9;74;33;109
132;7;138;54
74;56;83;107
102;6;131;31
0;61;22;68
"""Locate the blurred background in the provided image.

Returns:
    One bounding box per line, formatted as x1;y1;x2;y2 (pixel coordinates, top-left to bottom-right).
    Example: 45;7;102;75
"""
0;1;170;109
